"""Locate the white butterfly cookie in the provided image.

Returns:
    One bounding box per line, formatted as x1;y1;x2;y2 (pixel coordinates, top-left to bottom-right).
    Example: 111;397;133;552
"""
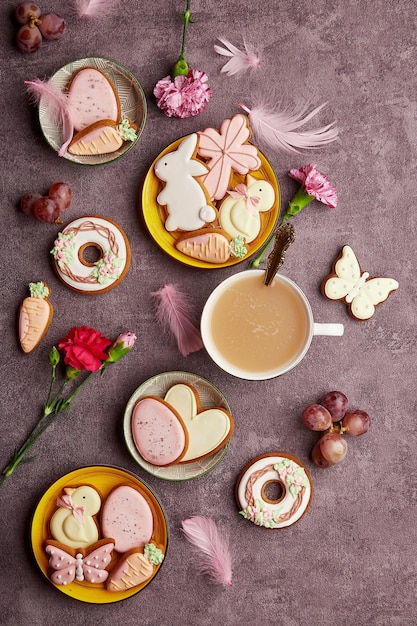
321;245;399;321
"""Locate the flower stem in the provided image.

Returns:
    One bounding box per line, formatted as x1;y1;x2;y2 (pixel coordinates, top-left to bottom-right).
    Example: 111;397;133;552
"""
180;0;191;57
173;0;191;77
0;371;94;485
281;187;314;221
248;221;282;268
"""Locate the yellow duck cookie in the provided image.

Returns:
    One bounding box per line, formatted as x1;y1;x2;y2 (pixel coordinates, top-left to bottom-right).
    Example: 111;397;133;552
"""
50;485;101;549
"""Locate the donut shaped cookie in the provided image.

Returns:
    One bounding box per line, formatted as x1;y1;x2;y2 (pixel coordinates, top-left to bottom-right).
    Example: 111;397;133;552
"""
236;453;313;528
51;216;131;294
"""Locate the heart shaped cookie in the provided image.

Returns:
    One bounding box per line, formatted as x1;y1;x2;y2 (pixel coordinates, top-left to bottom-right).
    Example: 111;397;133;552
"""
67;67;121;132
164;383;234;462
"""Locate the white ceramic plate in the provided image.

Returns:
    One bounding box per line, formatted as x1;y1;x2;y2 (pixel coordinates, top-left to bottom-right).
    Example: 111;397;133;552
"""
39;56;147;165
123;371;232;481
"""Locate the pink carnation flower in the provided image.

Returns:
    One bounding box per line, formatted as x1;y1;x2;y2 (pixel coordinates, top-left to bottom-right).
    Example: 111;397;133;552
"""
289;163;338;208
282;163;338;222
154;69;212;119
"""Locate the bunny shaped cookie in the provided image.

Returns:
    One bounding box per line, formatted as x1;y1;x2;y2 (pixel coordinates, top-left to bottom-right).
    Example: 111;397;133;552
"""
155;133;217;231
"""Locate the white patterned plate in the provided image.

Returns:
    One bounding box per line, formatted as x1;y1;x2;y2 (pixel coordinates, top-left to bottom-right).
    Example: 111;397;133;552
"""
123;371;232;481
39;57;147;165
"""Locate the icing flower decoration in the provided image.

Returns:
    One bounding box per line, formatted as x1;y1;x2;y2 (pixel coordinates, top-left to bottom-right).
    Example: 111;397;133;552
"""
90;250;123;285
50;232;76;268
283;163;339;221
0;326;136;485
153;1;212;118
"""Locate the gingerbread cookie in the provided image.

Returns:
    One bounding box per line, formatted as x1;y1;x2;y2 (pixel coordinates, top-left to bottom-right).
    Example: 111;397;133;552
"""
154;133;217;232
131;396;189;466
18;281;53;353
107;543;164;592
101;485;154;553
218;174;275;244
321;245;399;321
50;215;131;294
164;383;234;463
66;67;121;132
49;485;102;549
45;538;115;586
197;113;261;201
236;453;313;528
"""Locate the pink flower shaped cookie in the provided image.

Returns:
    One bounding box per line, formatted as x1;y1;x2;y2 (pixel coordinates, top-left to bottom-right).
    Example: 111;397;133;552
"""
197;114;261;201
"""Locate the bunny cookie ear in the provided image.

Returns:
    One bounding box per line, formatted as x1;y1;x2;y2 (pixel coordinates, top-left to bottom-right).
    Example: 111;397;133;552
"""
177;134;208;177
178;133;198;159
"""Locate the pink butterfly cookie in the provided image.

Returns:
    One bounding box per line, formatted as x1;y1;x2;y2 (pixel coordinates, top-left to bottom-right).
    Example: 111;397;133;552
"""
45;539;114;586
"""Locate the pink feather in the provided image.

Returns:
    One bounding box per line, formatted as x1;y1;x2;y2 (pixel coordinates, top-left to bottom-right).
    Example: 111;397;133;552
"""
214;38;260;76
239;101;339;154
151;284;203;357
181;516;232;587
70;0;119;17
24;79;74;157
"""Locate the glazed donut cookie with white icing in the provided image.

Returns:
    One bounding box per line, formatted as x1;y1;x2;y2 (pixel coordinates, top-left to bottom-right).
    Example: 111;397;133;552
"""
50;215;130;294
236;452;313;528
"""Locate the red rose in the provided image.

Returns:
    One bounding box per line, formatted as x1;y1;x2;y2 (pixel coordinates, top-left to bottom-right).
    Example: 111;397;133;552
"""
57;326;112;372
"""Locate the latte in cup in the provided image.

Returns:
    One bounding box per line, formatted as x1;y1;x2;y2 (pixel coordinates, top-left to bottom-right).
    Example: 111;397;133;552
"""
201;270;342;380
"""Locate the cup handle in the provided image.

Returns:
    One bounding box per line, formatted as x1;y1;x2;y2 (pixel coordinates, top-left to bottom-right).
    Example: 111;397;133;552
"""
313;322;344;336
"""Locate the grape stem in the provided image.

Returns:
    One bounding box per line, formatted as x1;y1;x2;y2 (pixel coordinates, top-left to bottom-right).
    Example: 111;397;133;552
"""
328;422;348;435
28;14;42;28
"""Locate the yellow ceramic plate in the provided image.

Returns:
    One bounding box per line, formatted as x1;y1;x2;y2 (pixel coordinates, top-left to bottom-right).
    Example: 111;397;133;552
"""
39;57;147;165
141;138;280;269
124;371;232;480
31;465;168;604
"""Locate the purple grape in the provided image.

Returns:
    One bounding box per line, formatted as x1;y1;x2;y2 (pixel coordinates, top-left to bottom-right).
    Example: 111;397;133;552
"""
342;410;370;436
38;13;66;41
20;192;42;217
319;432;347;464
16;23;42;52
301;404;332;431
15;2;41;25
33;197;60;223
48;182;72;212
311;440;334;468
320;391;349;422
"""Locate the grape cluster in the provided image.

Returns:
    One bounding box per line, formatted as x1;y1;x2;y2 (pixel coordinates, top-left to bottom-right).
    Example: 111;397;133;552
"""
301;391;370;468
15;2;65;53
20;183;72;223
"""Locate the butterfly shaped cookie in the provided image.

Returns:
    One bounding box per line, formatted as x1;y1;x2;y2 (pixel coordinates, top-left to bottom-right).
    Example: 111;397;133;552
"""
321;245;399;321
45;539;114;586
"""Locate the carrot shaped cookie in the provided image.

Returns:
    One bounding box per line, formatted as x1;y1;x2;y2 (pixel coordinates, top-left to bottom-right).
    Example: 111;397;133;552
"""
18;282;53;353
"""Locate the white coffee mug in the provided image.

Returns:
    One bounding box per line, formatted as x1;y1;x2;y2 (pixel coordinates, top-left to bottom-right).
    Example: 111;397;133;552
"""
200;269;344;380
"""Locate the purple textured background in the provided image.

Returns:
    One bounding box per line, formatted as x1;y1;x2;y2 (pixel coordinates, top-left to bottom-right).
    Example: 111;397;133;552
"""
1;1;415;624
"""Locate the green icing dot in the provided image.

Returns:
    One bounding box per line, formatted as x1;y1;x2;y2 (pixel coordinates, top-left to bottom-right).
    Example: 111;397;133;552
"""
117;118;138;142
230;235;248;259
144;543;164;565
28;282;49;299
